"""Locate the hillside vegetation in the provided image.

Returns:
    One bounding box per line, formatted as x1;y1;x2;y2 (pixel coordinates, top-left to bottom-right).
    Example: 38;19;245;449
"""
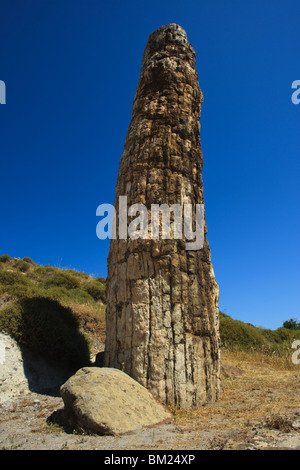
219;312;300;359
0;254;299;370
0;255;106;370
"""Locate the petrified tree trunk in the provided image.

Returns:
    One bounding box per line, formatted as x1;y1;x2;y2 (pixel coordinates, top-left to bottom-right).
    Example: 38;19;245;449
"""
104;24;221;408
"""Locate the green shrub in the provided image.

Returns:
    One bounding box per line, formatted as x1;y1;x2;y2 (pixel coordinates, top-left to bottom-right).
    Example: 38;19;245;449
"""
0;301;23;341
0;267;38;300
0;283;39;300
33;266;56;274
219;312;265;350
14;259;31;273
41;286;94;305
43;272;80;290
83;281;106;302
0;255;12;263
0;270;30;287
29;267;80;290
219;311;300;356
23;257;35;265
66;288;95;304
28;266;58;282
63;269;90;280
283;318;300;330
0;297;90;370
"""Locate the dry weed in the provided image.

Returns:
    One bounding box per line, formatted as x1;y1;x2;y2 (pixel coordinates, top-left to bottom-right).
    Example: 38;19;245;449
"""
173;350;300;435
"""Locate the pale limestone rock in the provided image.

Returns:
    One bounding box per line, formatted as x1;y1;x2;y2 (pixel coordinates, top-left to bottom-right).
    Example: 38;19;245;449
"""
60;367;172;435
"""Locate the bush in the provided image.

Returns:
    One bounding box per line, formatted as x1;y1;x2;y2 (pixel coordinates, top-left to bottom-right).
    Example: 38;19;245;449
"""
283;318;300;330
0;255;12;263
23;257;35;265
30;267;80;290
43;272;80;290
83;281;106;302
0;301;23;340
14;259;31;273
33;266;56;274
0;297;90;370
0;283;39;300
42;286;94;305
0;270;30;287
219;312;266;351
219;311;300;356
63;269;90;280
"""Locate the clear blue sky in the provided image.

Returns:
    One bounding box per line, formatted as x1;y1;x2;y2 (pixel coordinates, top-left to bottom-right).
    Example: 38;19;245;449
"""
0;0;299;329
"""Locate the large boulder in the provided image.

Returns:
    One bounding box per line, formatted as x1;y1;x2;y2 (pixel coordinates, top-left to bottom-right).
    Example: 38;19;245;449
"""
60;367;173;435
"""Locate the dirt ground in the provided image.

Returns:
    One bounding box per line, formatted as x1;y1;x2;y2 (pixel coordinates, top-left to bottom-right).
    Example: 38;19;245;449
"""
1;347;300;451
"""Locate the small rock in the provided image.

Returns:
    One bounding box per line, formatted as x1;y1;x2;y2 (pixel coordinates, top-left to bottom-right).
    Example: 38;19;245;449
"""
292;419;300;430
94;351;105;367
221;364;244;378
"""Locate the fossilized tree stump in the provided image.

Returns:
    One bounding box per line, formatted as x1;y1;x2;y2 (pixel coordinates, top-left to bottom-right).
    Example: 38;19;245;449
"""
104;24;221;408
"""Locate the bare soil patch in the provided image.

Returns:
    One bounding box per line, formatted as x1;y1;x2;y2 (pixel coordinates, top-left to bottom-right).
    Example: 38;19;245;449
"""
1;350;300;450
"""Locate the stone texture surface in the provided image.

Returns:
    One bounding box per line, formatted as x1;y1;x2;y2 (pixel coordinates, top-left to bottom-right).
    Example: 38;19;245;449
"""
0;332;71;403
105;23;221;408
60;367;173;435
221;364;244;378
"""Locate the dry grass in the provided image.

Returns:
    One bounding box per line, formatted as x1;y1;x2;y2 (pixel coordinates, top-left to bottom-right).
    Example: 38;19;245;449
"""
65;301;106;336
264;414;294;433
61;300;106;357
173;350;300;433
